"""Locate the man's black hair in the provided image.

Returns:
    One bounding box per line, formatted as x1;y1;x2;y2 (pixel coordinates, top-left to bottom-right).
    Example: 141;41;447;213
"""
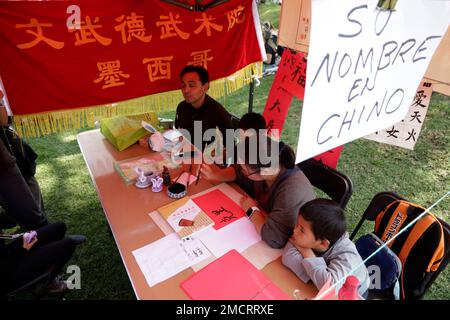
180;65;209;84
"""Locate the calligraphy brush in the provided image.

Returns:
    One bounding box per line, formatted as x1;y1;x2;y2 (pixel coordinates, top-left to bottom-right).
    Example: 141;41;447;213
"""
195;142;207;185
186;163;193;190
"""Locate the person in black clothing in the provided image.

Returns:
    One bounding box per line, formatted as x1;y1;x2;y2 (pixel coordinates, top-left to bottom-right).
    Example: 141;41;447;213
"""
175;65;233;151
0;140;47;230
261;21;284;66
0;90;85;296
0;222;79;295
0;90;47;230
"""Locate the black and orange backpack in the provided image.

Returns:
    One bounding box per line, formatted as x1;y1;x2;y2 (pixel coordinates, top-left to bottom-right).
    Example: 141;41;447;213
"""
374;200;447;299
351;192;450;300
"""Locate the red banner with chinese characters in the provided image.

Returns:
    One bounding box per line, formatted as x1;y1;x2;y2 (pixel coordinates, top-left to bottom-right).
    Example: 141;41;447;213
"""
263;49;307;139
263;49;343;168
0;0;262;116
262;50;294;139
280;51;307;101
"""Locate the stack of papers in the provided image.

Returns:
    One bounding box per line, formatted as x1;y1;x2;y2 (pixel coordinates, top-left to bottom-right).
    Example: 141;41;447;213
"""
138;185;283;289
158;197;214;239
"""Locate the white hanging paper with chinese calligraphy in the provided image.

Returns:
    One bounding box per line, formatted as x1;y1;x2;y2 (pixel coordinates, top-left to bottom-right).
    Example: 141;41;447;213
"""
365;81;433;150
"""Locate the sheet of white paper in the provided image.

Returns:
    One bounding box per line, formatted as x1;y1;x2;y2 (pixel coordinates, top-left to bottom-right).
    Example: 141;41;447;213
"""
241;240;282;270
296;0;450;163
132;233;211;287
191;255;216;272
196;217;261;258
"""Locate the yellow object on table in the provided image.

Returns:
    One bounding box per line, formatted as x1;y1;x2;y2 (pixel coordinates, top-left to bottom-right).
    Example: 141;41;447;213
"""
100;112;158;151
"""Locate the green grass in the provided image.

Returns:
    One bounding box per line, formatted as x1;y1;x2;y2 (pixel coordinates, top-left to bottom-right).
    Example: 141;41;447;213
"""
25;131;135;299
258;2;283;29
11;2;450;300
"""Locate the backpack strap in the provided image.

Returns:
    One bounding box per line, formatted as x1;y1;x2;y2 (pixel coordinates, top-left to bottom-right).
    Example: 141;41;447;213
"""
375;201;409;248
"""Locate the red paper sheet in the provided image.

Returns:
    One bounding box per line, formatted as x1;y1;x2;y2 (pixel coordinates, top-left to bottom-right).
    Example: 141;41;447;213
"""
192;189;245;230
180;250;290;300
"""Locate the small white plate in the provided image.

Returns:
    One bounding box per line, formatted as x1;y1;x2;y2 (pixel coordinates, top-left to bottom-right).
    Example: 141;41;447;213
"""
135;180;151;188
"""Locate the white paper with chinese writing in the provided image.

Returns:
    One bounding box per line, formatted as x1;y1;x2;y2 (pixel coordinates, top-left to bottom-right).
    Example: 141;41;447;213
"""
132;233;211;287
365;81;432;149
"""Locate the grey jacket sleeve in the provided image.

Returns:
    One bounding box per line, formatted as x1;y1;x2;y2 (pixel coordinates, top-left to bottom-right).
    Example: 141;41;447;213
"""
281;241;310;283
301;252;356;291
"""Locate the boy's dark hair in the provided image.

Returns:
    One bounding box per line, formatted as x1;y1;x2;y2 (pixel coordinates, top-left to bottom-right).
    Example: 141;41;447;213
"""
300;198;346;246
180;65;209;84
238;112;267;131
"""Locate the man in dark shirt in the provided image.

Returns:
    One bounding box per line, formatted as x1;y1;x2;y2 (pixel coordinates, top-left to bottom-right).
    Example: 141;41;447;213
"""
175;65;233;150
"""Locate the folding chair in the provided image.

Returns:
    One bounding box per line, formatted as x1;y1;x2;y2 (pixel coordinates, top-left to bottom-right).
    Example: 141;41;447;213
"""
297;158;353;209
350;191;404;240
4;270;53;300
229;113;241;130
350;192;450;299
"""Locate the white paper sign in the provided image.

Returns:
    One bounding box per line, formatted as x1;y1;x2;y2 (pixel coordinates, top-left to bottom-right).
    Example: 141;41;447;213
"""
296;0;450;163
365;81;433;149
